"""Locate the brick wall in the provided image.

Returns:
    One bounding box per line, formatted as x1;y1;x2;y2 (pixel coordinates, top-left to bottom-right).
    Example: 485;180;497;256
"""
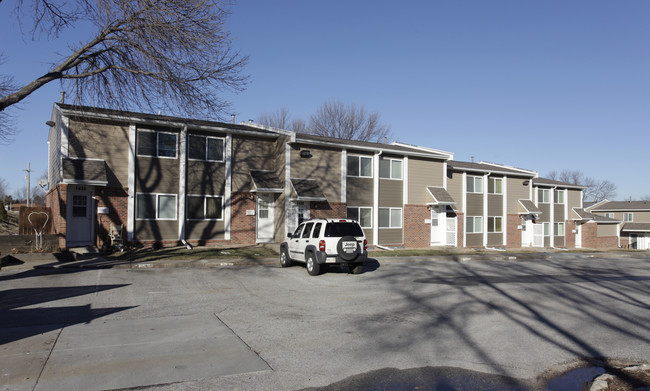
581;222;619;249
506;214;521;248
94;187;129;249
404;204;430;248
230;192;257;245
565;220;576;249
46;184;67;249
310;201;346;220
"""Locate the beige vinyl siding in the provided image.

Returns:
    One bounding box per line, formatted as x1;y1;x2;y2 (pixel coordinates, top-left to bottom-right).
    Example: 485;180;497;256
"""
554;204;565;222
187;161;226;195
544;236;551;247
186;220;226;240
538;203;551;223
466;234;483;247
446;171;464;211
231;136;278;193
290;144;342;202
466;194;483;216
554;236;565;247
136;157;180;194
507;178;530;214
568;189;582;209
347;177;374;206
487;233;503;246
488;195;503;216
598;224;619;236
135;220;178;241
408;158;444;204
379;179;403;207
68;119;130;187
48;112;63;185
378;229;402;245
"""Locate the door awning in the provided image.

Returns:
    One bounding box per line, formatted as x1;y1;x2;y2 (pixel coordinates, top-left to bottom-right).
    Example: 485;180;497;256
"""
62;158;108;186
249;170;283;193
518;199;542;215
290;178;327;201
426;187;456;209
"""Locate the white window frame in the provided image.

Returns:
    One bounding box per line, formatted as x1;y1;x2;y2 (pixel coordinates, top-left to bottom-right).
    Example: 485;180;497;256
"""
554;222;565;236
538;189;550;203
136;129;178;159
488;177;503;194
346;206;372;229
188;135;225;162
347;155;373;178
378;207;402;228
605;213;614;219
136;193;178;220
554;189;565;204
379;158;403;180
466;216;483;234
543;222;551;236
487;216;503;233
186;195;224;221
467;176;483;194
624;212;633;222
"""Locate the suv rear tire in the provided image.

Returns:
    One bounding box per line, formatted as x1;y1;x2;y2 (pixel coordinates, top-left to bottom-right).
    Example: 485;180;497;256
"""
306;253;321;276
351;262;363;274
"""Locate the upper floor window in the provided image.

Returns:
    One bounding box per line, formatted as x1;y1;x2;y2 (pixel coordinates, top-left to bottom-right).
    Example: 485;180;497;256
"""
554;189;565;204
187;195;223;220
378;207;402;228
605;213;614;219
137;129;177;158
538;189;550;203
379;158;403;180
347;207;372;228
624;213;633;222
189;135;224;162
136;193;177;220
467;176;483;193
347;155;372;178
488;177;503;194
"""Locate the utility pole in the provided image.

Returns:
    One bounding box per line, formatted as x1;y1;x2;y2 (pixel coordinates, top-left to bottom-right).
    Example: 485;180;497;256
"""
25;162;31;207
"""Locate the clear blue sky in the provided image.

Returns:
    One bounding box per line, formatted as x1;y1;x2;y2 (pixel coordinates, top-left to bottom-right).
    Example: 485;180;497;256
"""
1;0;649;200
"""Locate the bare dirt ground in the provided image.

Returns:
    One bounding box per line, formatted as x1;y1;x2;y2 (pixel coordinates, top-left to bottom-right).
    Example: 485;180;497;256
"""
0;210;19;235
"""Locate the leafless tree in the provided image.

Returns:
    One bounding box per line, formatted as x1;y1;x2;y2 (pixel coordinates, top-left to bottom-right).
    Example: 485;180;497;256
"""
640;195;650;201
257;107;306;132
1;0;248;141
308;100;391;142
546;169;616;202
0;177;8;199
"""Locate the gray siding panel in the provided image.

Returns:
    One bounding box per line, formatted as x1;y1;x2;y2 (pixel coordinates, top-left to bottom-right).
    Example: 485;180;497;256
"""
466;194;483;216
507;178;530;214
539;204;551;222
378;229;402;245
408;158;444;204
554;204;565;222
446;172;464;211
135;220;178;241
488;195;503;216
291;144;342;202
597;224;618;236
554;236;565;247
187;161;226;195
466;234;483;247
379;179;403;207
186;220;225;240
487;233;503;246
136;157;180;194
347;177;374;205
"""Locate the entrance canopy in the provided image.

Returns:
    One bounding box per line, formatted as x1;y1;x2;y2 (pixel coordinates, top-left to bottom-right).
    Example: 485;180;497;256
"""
290;178;327;201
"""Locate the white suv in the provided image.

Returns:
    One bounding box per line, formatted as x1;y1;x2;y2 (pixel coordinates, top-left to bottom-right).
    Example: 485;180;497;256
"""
280;219;368;276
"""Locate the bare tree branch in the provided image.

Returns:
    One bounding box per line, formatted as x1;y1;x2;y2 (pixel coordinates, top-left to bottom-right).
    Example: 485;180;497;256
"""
308;100;391;142
546;169;616;202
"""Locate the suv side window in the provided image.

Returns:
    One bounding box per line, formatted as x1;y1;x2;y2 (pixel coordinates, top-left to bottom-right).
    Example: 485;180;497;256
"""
301;222;314;238
312;223;322;238
292;224;304;239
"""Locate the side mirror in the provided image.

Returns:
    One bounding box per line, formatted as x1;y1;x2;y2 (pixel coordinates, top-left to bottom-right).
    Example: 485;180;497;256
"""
287;233;293;239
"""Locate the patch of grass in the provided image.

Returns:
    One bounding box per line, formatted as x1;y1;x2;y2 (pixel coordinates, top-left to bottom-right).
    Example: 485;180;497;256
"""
105;245;279;263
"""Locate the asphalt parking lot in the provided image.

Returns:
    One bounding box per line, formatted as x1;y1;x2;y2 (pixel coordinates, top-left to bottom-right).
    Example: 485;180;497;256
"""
1;253;649;390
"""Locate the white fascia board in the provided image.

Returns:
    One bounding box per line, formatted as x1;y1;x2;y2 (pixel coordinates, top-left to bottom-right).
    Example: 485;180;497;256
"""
291;138;450;160
390;142;454;160
477;161;538;176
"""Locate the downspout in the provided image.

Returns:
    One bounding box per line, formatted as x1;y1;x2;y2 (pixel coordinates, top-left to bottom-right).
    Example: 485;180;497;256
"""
373;151;382;246
178;126;192;250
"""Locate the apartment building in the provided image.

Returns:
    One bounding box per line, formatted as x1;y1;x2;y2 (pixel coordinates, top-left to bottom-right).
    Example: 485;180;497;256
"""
586;200;650;249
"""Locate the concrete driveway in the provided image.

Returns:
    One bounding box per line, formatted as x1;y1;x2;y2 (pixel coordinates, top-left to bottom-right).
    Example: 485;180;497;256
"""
1;253;649;390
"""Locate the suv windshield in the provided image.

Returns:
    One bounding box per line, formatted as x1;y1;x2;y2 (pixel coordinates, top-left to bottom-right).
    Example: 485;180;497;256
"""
324;222;364;237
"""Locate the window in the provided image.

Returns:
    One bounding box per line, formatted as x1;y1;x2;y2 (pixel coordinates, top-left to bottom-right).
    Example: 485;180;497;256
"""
312;223;323;238
379;158;403;179
554;189;565;204
543;222;550;236
72;195;88;217
189;135;224;162
136;193;177;220
302;222;314;238
378;207;402;228
187;195;223;220
137;129;177;158
347;207;372;228
624;213;633;222
466;216;483;233
487;216;503;233
347;155;372;177
467;176;483;193
488;178;503;194
554;222;565;236
538;189;550;203
605;213;614;219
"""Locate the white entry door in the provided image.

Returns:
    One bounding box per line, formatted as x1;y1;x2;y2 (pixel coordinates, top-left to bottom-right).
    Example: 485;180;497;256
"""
256;193;275;242
532;223;544;247
67;188;94;247
430;208;443;245
575;223;582;248
445;213;457;246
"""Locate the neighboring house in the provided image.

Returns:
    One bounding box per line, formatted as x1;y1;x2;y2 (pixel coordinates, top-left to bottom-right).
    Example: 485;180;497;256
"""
586;200;650;249
46;103;454;250
531;178;585;248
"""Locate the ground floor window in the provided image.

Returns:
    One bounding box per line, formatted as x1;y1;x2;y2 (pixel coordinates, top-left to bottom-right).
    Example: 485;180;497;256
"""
466;216;483;233
487;216;503;233
379;207;402;228
543;222;551;236
187;195;223;220
554;222;565;236
347;207;372;228
136;193;177;220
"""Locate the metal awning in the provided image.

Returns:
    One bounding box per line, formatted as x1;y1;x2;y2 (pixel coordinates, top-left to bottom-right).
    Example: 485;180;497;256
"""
622;223;650;232
518;199;542;215
62;158;108;186
249;170;283;193
290;178;327;201
426;186;456;209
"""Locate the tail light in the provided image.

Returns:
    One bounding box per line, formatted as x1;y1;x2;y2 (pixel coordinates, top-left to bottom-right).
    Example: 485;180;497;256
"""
363;239;368;251
319;240;326;252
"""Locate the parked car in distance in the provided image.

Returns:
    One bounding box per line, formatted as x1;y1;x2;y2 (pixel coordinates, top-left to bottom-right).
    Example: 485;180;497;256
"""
280;219;368;276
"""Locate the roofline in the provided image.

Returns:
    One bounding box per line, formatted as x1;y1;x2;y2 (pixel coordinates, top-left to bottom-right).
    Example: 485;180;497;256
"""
390;142;454;160
449;165;537;177
584;199;609;211
477;161;538;176
291;137;452;160
532;181;587;190
55;103;279;139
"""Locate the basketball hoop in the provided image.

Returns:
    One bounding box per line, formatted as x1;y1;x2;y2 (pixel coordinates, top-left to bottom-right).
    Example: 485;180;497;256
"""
28;211;49;250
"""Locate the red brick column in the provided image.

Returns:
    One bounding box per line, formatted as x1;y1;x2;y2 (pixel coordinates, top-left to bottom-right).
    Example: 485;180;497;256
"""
565;220;576;249
93;187;129;249
456;212;464;248
230;192;256;245
581;222;597;248
404;204;430;248
506;214;521;248
46;184;68;249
